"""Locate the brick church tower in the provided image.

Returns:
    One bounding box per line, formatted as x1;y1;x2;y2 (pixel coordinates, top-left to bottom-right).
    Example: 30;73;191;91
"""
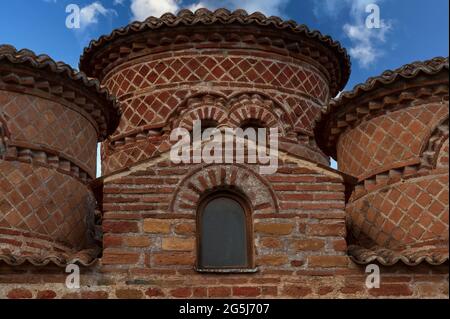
0;9;448;299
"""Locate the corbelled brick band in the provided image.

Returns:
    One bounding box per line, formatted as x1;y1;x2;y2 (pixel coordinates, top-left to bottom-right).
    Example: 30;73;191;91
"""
80;8;350;175
0;45;120;265
316;57;449;255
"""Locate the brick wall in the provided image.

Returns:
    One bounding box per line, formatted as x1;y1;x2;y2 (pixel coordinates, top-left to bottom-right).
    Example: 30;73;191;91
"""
0;90;99;254
0;263;447;298
100;157;347;272
88;21;344;175
0;45;119;260
334;75;449;250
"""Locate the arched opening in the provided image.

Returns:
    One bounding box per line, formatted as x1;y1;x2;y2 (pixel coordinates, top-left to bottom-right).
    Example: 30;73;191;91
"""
189;119;219;140
240;118;266;131
196;191;254;271
239;118;268;143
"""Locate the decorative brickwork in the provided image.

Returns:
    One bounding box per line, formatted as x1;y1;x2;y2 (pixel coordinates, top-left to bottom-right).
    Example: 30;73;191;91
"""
80;9;350;175
0;45;119;266
0;9;448;299
316;57;449;266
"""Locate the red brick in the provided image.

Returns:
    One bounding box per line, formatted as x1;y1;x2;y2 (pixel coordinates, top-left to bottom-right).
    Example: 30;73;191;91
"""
102;249;140;265
36;290;57;299
208;287;231;297
232;287;261;297
369;284;413;297
81;291;109;299
103;221;139;233
307;256;349;268
115;289;144;299
254;222;294;235
170;288;192;298
145;288;165;297
7;288;32;299
282;285;312;298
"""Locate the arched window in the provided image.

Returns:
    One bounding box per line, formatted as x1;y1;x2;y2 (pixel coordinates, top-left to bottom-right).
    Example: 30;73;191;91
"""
239;118;268;143
196;192;254;272
240;118;266;131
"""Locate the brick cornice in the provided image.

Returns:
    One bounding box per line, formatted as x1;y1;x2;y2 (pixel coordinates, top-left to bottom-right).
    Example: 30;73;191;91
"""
79;8;350;97
316;73;449;158
3;142;94;182
351;165;448;202
0;45;121;139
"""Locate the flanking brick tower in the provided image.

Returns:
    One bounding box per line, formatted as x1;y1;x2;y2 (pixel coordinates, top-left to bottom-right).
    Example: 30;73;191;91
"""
0;45;120;265
316;57;449;265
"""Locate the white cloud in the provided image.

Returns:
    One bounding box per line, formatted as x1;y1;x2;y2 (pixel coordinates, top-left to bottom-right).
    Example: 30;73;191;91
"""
343;19;391;67
188;0;289;17
130;0;180;21
114;0;125;5
80;2;117;28
314;0;393;68
130;0;289;21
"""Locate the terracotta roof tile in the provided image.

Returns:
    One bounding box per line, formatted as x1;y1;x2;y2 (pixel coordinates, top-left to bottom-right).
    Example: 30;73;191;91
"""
0;44;121;138
0;247;100;267
348;244;449;266
79;8;351;93
332;56;448;107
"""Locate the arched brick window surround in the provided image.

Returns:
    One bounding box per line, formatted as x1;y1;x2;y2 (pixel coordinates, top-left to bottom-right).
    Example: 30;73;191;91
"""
169;163;278;215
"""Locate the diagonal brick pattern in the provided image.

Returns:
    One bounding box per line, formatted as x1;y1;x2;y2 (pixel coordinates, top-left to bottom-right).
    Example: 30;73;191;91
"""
101;90;325;174
104;55;327;138
0;160;95;249
104;55;329;102
338;103;449;178
0;92;98;176
347;173;449;249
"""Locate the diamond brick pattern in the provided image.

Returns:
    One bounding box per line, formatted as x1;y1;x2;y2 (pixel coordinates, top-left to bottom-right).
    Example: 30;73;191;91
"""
0;91;97;176
101;90;327;174
347;174;449;249
338;104;449;178
102;140;159;175
0;160;94;249
103;55;328;138
104;55;329;102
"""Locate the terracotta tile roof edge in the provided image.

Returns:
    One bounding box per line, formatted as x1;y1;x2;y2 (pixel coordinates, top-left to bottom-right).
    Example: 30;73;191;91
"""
331;56;449;108
0;44;121;137
0;247;100;267
348;244;449;266
79;7;351;92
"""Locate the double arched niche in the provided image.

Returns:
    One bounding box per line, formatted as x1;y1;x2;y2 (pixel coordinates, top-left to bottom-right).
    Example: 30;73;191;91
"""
170;164;278;273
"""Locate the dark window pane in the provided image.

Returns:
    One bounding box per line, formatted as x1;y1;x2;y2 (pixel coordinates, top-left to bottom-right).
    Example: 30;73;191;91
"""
200;197;248;268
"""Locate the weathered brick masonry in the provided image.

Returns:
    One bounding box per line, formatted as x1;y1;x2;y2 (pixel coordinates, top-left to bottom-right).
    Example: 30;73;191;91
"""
0;45;121;265
0;9;448;299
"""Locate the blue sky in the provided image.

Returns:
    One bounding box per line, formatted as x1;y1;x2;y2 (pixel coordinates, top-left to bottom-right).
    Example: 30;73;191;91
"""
1;0;448;175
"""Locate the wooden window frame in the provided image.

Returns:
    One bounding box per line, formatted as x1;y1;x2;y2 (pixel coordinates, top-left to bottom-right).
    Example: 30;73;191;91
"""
195;190;257;273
